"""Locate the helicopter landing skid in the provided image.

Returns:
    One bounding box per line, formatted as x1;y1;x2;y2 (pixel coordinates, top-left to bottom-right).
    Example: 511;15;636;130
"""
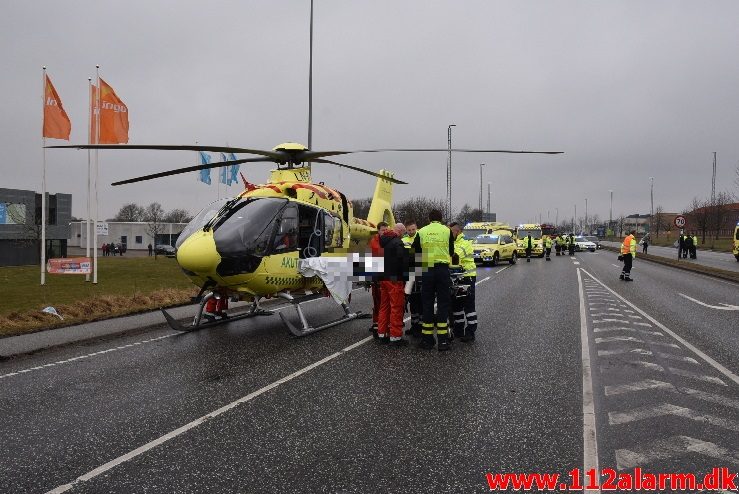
161;298;273;333
276;292;364;337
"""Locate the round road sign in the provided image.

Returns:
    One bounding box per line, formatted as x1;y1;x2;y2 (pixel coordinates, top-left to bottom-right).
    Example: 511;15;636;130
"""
674;215;686;228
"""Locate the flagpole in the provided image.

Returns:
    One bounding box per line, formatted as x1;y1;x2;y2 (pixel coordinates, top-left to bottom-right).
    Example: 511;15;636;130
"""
85;77;92;282
41;67;47;285
93;65;100;284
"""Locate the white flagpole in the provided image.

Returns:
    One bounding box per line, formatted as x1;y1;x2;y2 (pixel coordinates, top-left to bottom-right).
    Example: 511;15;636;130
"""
41;67;47;285
85;77;92;282
93;65;100;284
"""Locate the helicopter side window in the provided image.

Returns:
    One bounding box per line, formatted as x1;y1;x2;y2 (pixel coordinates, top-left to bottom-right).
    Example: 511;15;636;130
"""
273;204;299;252
323;212;335;248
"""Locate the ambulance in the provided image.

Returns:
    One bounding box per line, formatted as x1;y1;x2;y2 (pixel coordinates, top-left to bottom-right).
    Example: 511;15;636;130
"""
515;223;544;257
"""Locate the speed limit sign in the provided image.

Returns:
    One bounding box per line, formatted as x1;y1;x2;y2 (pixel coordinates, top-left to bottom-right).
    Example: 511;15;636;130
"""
674;215;686;228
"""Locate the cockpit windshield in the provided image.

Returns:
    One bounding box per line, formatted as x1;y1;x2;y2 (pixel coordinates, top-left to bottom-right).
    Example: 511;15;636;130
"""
176;198;230;249
212;198;289;258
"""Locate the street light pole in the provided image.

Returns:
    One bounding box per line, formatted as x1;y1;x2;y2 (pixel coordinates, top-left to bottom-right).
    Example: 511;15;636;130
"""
650;177;654;235
574;204;577;233
609;190;613;236
585;198;588;234
556;207;559;227
447;124;456;221
479;163;485;213
487;182;491;216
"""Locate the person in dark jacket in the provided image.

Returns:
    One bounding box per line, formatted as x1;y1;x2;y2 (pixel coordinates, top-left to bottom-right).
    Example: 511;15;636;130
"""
678;232;686;259
377;223;410;346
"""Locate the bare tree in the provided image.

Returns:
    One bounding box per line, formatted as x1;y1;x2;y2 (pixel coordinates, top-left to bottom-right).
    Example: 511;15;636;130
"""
393;196;446;227
455;204;483;225
685;197;710;243
164;208;193;223
144;202;166;258
350;197;372;220
114;203;145;222
709;191;733;239
652;205;669;238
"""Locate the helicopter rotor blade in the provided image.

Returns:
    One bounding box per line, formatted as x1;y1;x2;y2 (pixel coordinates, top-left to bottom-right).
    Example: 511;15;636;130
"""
312;159;407;184
111;157;274;186
46;144;285;160
352;148;564;155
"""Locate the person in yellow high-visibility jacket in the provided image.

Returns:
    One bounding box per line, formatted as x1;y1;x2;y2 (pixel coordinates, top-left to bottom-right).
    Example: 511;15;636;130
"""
620;229;637;281
449;222;478;342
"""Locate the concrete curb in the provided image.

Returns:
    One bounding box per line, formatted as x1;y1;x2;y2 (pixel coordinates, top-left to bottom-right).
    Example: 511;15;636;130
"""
602;245;739;284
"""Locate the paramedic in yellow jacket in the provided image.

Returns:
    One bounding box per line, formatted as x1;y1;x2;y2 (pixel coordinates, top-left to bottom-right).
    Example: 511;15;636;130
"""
449;222;478;342
620;229;637;281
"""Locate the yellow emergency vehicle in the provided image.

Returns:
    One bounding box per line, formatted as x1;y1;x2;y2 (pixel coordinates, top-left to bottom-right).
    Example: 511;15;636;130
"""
733;223;739;262
471;230;518;266
462;222;514;240
515;223;544;257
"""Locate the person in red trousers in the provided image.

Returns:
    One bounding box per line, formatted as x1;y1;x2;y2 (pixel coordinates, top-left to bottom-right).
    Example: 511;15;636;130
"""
377;222;410;347
368;222;388;336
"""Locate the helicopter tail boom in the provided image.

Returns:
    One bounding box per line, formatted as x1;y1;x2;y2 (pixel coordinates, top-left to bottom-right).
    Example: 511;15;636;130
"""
366;170;396;226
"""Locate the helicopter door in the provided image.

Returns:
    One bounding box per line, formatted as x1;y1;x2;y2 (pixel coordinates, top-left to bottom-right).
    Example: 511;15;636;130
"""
272;204;299;253
297;204;323;259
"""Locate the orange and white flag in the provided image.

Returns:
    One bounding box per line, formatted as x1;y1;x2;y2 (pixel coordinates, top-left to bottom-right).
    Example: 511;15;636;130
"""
90;78;129;144
43;75;71;140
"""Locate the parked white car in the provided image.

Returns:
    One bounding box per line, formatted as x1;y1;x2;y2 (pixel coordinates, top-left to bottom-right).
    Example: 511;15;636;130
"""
574;236;597;252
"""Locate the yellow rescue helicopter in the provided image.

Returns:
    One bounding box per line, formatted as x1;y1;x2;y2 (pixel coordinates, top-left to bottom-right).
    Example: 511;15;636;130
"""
49;141;561;336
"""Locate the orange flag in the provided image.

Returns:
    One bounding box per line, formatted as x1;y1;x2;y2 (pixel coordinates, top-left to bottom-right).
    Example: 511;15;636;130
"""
90;78;129;144
43;75;71;140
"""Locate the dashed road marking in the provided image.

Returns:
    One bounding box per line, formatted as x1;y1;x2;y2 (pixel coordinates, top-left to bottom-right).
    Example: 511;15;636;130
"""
668;367;728;386
595;336;644;344
0;334;177;380
593;327;663;336
609;403;739;432
598;348;653;356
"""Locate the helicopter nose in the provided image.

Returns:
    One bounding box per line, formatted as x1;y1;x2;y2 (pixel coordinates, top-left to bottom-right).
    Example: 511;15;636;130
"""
176;231;221;275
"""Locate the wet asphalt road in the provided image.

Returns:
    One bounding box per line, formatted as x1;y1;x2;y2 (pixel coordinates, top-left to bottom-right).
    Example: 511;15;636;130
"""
1;252;737;493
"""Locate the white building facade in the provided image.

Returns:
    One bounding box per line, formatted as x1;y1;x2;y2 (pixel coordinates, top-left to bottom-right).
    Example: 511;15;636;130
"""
69;221;187;251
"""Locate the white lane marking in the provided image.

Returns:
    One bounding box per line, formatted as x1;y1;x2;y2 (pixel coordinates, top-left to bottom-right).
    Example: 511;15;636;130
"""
679;387;739;410
580;268;739;386
649;341;681;349
599;348;653;356
592;318;630;324
611;264;620;268
46;275;495;493
606;379;673;395
593;327;663;336
658;353;699;364
573;261;580;265
0;334;177;380
668;367;727;386
602;361;666;373
595;336;644;344
609;403;739;431
576;269;600;494
495;266;509;274
678;293;739;311
615;436;739;469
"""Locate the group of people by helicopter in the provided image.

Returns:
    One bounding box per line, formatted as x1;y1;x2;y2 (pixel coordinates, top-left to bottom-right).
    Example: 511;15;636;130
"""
367;209;477;351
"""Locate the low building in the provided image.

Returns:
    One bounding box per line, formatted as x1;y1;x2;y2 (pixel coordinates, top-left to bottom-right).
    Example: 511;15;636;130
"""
0;187;71;266
68;221;188;251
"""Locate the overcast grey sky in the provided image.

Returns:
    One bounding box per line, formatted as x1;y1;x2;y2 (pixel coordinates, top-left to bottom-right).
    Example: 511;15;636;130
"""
2;1;738;224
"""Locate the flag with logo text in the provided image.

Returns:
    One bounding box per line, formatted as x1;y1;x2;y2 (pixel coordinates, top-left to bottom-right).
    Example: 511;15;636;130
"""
90;78;129;144
198;151;212;185
43;75;71;140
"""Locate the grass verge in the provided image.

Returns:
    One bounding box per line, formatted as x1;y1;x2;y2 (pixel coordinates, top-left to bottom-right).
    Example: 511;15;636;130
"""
0;256;198;337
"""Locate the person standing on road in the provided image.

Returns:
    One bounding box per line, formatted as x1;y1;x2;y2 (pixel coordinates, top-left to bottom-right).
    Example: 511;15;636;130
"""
411;209;455;351
567;233;575;257
685;234;694;260
544;235;553;261
368;222;388;337
641;234;649;254
525;233;533;262
620;229;637;281
691;233;699;259
555;234;563;256
401;220;422;338
678;231;687;259
449;222;477;342
377;223;409;346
